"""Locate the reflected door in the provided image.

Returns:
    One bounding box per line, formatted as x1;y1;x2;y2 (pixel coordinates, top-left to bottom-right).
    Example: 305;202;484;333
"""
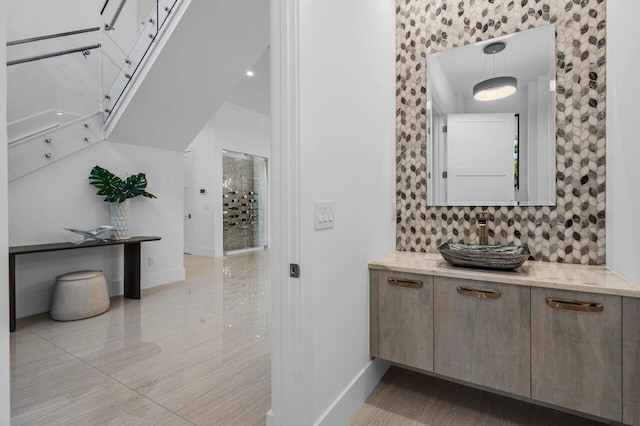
446;113;515;205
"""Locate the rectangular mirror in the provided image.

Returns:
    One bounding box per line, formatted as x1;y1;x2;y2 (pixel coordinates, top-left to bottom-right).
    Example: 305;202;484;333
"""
427;24;556;206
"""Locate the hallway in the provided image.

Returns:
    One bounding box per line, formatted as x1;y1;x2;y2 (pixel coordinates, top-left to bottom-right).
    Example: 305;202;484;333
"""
10;251;270;425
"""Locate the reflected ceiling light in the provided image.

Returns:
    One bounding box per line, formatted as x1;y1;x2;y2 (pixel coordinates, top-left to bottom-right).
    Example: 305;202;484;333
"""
474;33;515;47
473;76;518;101
473;41;518;101
246;70;254;77
56;112;64;116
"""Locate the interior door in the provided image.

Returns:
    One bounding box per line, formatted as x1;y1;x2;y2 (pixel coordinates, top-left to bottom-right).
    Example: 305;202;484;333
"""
447;113;515;205
183;150;194;254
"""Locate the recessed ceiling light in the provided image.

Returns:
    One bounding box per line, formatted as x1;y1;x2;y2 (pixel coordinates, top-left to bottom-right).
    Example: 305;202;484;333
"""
246;70;254;77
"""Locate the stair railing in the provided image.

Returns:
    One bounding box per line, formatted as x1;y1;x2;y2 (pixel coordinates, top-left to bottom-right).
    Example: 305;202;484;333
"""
6;27;101;66
101;0;182;123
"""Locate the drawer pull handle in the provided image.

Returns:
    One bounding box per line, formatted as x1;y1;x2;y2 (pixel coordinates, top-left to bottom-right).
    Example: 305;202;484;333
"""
546;297;603;313
456;286;501;299
387;278;423;289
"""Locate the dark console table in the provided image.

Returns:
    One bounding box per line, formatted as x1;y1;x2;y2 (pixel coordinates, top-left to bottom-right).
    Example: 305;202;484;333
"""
8;236;161;332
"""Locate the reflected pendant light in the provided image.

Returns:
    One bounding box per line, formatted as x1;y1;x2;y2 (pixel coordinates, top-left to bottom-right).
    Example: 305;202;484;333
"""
473;42;518;101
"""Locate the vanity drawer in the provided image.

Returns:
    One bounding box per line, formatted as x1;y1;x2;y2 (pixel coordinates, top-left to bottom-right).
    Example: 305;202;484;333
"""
434;277;531;396
531;288;622;421
624;297;640;426
377;270;433;371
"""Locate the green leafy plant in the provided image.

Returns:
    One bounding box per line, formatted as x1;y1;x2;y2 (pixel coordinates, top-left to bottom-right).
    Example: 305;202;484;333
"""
89;165;157;203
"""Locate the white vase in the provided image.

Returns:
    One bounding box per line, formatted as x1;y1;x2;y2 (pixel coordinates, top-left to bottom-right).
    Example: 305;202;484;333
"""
110;199;131;240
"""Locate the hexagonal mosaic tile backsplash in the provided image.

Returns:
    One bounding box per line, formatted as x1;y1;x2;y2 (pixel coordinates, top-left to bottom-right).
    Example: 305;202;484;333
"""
396;0;606;264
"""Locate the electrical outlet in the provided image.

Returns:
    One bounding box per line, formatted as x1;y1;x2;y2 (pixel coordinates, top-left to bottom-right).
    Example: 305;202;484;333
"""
148;257;155;267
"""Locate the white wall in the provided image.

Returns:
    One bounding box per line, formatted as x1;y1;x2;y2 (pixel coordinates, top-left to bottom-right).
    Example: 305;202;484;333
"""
606;1;640;287
297;0;396;423
527;81;538;200
187;102;271;257
7;0;102;40
9;141;185;318
428;56;457;113
1;2;12;423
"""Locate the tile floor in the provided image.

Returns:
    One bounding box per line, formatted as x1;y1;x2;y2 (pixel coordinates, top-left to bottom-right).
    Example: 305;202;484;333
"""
351;366;606;426
11;251;271;426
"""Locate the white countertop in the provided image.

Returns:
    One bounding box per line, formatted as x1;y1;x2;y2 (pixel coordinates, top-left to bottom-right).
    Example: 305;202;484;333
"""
369;251;640;298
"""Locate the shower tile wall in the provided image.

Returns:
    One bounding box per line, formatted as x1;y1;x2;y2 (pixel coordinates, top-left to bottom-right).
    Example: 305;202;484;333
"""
223;155;260;252
396;0;606;264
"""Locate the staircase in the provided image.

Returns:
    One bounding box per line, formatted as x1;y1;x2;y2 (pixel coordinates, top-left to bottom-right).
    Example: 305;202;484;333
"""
105;0;269;151
6;0;269;181
101;0;180;123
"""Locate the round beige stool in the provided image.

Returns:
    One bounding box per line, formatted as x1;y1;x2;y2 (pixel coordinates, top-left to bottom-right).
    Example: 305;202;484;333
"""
51;270;110;321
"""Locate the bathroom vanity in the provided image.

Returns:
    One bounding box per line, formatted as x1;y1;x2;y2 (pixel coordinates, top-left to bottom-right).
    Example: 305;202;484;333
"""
369;252;640;425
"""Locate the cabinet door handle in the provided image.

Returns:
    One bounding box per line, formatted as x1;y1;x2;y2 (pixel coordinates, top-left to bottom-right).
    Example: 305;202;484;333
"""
546;297;603;313
456;286;501;299
387;278;423;289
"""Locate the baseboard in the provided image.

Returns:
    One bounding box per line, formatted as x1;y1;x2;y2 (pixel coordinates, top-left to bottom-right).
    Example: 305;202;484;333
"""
108;279;124;296
314;358;390;426
16;294;52;319
224;247;266;256
16;267;186;318
189;246;216;257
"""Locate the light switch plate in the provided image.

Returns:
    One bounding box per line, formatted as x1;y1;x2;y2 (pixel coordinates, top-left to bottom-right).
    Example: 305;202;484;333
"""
314;201;335;230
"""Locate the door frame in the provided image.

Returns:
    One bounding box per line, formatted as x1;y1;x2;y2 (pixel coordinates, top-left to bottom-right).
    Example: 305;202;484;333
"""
269;0;311;425
183;149;194;254
0;0;9;419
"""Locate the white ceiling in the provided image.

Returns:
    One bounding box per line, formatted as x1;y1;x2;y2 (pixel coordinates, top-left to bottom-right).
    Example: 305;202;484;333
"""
430;25;555;100
227;47;270;116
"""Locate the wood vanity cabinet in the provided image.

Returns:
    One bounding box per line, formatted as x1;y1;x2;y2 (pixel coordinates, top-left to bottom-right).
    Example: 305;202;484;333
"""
434;277;531;396
374;270;434;371
623;297;640;426
531;288;622;421
369;252;640;424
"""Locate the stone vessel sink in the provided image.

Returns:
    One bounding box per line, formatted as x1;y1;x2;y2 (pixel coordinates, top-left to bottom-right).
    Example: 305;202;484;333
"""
438;242;530;270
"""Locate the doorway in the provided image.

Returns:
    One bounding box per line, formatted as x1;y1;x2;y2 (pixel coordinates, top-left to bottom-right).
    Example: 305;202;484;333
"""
183;149;194;254
222;150;268;255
